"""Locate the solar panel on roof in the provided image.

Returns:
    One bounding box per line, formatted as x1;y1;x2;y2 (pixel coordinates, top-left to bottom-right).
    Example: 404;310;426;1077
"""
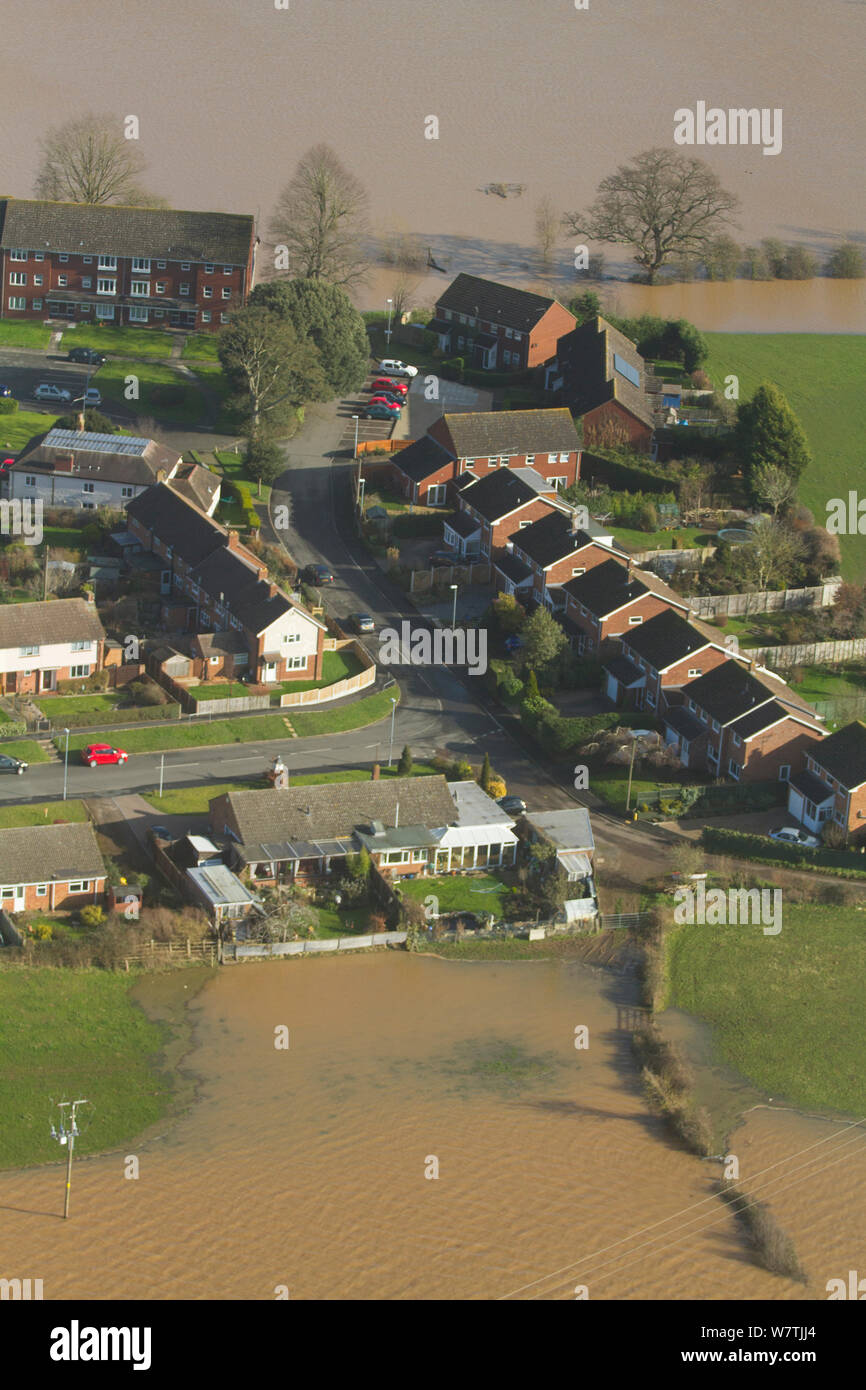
613;353;640;388
43;429;150;456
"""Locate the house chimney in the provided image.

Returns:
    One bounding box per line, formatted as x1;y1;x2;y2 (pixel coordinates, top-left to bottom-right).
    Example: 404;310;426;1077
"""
227;530;239;551
76;413;85;434
269;582;278;598
372;762;381;780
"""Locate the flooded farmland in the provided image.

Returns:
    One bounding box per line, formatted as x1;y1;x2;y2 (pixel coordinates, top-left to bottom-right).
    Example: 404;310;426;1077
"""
1;954;858;1300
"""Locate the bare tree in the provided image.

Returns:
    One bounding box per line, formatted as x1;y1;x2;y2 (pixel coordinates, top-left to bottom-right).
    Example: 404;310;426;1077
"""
34;112;166;206
378;220;425;270
751;463;797;518
388;273;420;324
564;149;739;284
269;144;369;287
535;196;559;265
743;520;804;592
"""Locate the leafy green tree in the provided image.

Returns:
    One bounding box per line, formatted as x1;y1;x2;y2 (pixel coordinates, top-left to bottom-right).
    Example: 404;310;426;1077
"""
346;846;371;880
523;668;541;702
779;244;818;280
567;290;601;323
479;752;492;793
521;608;567;672
218;307;326;435
55;407;119;434
397;744;413;777
824;243;865;279
249;279;369;397
702;236;742;281
735;383;812;496
245;435;284;492
491;592;526;637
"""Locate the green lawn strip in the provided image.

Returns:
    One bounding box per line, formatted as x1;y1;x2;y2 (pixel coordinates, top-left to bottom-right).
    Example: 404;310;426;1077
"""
39;526;88;553
0;320;52;349
0;798;87;828
35;693;124;717
56;687;399;755
703;334;866;583
95;358;206;426
0;740;52;764
314;907;375;939
665;903;866;1114
0;971;176;1169
0;409;60;454
185;651;365;704
398;872;512;917
590;772;661;815
791;664;866;703
181;334;221;361
141;761;436;814
214;447;272;507
61;325;175;358
610;525;710;553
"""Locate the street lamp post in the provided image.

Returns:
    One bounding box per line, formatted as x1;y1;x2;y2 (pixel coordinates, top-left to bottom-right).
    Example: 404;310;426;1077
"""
62;727;70;801
352;414;360;460
385;298;394;345
387;696;397;767
450;583;458;629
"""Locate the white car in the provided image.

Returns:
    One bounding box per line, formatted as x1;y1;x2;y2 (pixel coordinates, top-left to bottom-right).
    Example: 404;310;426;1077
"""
80;387;102;406
768;826;821;849
33;383;72;403
377;359;418;378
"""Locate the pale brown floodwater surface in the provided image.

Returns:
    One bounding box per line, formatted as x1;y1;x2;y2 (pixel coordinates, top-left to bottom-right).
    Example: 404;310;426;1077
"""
2;955;859;1300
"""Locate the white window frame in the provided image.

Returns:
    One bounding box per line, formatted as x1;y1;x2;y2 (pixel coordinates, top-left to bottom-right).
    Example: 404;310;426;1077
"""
97;278;116;295
9;272;27;286
67;879;91;894
130;280;150;297
128;305;148;322
9;249;27;261
8;297;25;311
778;764;791;781
98;255;117;270
132;257;151;273
728;760;741;780
70;664;91;678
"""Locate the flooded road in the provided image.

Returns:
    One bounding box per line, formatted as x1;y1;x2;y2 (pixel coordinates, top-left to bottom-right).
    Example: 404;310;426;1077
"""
2;954;851;1300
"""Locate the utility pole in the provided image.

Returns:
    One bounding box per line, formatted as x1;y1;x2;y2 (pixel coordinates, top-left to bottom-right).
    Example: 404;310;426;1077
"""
43;548;49;600
625;734;638;814
51;1099;89;1219
158;753;165;799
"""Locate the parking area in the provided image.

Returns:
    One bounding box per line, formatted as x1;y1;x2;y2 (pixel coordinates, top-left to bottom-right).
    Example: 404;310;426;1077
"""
0;348;111;416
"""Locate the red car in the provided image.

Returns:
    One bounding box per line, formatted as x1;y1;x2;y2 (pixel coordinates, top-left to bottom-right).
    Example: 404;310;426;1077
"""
368;395;402;412
370;377;408;396
82;743;129;767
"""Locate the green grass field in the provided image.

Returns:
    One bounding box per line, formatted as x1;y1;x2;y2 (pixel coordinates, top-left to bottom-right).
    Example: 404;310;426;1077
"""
0;798;87;828
96;358;207;426
665;902;866;1114
39;526;87;553
181;334;221;361
0;971;181;1169
36;692;123;716
0;408;59;453
0;740;52;764
214;447;272;507
611;525;711;553
703;334;866;582
186;651;364;703
55;687;399;756
61;325;175;358
0;320;52;349
398;872;513;917
141;762;437;815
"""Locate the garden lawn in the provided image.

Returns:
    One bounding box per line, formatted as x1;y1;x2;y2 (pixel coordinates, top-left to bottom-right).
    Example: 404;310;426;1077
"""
665;903;866;1114
96;358;207;427
0;971;175;1169
0;409;60;453
610;525;711;553
185;654;365;704
703;333;866;582
591;769;660;815
141;761;436;814
398;872;513;917
36;692;123;717
0;320;52;349
0;798;87;828
61;325;174;358
181;334;221;361
214;447;273;507
790;663;866;702
39;526;87;553
315;907;375;939
56;687;399;755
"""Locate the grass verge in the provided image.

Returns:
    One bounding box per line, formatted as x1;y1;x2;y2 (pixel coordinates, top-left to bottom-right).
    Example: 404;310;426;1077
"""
0;798;87;828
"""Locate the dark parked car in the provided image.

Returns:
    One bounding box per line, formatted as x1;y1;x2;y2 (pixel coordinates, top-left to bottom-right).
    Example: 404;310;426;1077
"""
497;795;527;816
67;347;106;365
0;753;27;775
303;563;335;586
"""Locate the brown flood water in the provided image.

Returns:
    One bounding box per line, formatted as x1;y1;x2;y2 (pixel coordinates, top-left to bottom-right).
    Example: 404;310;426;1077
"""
2;954;858;1301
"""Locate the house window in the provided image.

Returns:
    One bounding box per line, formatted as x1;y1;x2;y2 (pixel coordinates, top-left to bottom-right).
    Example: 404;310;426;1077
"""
220;313;229;323
121;486;134;498
559;452;570;463
223;265;232;274
79;303;90;312
155;309;165;318
628;616;643;625
728;760;741;780
503;351;511;365
82;256;91;264
8;298;25;310
550;477;567;489
95;304;114;319
70;641;91;651
82;482;95;493
201;310;212;323
24;474;36;486
203;286;213;298
443;309;452;320
548;453;557;464
286;655;306;670
518;521;531;529
9;249;27;261
646;691;657;708
132;258;151;272
282;632;301;644
34;252;44;261
688;699;697;712
130;280;150;296
157;260;166;269
778;764;791;781
505;326;513;338
687;668;702;678
70;664;91;678
209;656;220;666
57;275;68;287
82;502;95;509
97;278;116;295
221;287;231;299
9;272;26;285
35;884;47;896
514;332;522;343
32;299;42;311
731;731;741;746
179;283;190;295
571;567;585;577
67;880;91;894
81;277;90;288
155;282;166;294
19;645;39;657
58;253;69;263
204;263;214;274
128;306;148;322
180;262;191;271
98;255;117;270
427;484;447;506
497;456;509;467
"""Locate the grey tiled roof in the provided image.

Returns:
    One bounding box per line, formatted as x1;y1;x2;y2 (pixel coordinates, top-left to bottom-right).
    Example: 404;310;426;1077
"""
213;776;457;848
439;409;579;461
0;822;105;887
807;721;866;790
15;429;181;487
0;597;104;652
435;274;564;332
0;198;255;265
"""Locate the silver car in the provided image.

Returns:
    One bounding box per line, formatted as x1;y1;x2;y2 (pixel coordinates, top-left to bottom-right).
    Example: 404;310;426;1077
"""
33;383;72;402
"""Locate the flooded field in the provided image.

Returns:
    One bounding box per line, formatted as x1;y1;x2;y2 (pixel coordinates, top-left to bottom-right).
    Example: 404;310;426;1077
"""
1;954;855;1301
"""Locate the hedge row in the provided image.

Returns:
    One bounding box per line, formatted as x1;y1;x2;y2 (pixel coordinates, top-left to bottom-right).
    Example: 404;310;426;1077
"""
701;827;866;878
519;694;647;756
580;449;678;497
48;702;181;731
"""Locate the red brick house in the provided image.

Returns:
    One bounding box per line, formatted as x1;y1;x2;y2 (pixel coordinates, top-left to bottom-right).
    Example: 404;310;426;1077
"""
662;659;825;783
126;484;325;684
546;316;658;450
387;409;581;506
562;558;691;655
603;608;730;711
427;274;576;372
0;822;106;913
444;467;563;558
0;199;256;332
495;510;625;605
787;721;866;842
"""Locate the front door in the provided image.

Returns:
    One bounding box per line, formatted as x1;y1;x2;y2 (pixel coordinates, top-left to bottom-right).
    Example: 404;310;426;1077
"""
1;885;25;911
262;662;277;683
41;670;57;692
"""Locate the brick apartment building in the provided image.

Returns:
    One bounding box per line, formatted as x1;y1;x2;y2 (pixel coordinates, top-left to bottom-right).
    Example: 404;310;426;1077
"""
427;274;576;372
0;199;256;332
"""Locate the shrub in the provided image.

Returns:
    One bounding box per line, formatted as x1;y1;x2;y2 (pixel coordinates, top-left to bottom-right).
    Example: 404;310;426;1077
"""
33;921;53;940
79;904;106;928
0;396;18;414
125;678;167;707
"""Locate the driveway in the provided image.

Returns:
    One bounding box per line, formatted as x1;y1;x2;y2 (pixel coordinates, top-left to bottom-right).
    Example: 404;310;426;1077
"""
395;376;493;440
